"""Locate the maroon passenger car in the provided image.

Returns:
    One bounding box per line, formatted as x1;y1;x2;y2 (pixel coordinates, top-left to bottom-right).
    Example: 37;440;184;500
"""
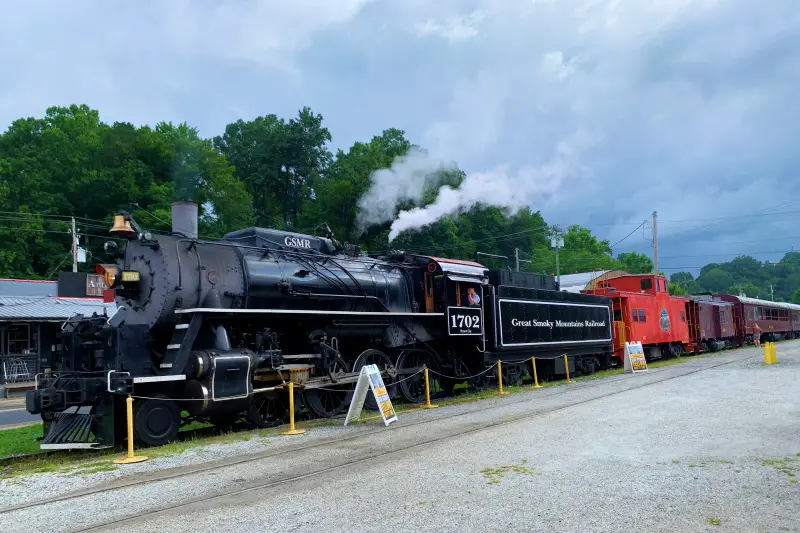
715;295;800;343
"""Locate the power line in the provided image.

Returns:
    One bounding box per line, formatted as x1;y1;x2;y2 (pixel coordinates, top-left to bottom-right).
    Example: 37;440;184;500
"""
610;218;648;250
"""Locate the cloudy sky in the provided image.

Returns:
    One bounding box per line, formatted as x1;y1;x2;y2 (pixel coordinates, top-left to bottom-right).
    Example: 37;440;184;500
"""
1;0;799;274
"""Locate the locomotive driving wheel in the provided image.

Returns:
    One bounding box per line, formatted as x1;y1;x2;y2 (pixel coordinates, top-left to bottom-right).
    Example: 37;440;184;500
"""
246;392;290;428
352;349;397;410
396;349;439;404
302;355;353;418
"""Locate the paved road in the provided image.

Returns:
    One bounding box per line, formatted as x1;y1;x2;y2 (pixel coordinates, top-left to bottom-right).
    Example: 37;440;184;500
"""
0;406;39;429
3;342;799;532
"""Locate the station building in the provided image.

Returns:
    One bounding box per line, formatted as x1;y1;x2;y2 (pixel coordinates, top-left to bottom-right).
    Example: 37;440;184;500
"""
0;274;116;397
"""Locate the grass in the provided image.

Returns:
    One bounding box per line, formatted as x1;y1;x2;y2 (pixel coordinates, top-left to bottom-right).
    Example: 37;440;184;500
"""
0;424;43;458
762;456;798;483
480;459;535;485
0;347;744;479
707;517;722;526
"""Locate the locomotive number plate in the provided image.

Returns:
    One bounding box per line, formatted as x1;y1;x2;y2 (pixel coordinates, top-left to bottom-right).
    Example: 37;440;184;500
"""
121;271;140;282
447;306;483;336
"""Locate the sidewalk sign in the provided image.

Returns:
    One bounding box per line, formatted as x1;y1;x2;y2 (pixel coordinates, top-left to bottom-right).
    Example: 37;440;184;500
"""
344;364;398;426
624;341;648;373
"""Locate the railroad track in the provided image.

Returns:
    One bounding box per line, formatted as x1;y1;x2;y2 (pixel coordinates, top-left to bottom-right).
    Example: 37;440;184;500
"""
1;350;757;532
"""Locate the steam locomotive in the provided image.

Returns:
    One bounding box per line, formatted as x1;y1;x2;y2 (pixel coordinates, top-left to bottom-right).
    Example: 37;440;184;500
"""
26;202;613;449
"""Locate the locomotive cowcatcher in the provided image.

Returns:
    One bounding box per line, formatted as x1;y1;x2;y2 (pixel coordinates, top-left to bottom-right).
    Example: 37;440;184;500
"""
26;202;613;449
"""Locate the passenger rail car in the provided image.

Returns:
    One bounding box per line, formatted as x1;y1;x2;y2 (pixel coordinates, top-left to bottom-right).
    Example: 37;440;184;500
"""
715;294;800;343
27;202;613;450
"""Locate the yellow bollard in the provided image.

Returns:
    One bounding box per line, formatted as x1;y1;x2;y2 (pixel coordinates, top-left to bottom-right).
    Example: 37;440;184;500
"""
530;357;542;388
563;354;572;383
114;395;148;464
421;367;439;409
770;342;778;364
280;382;306;435
763;343;773;365
497;361;509;395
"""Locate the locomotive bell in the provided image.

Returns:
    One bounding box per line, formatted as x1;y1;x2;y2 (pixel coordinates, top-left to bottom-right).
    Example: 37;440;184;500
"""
109;214;136;238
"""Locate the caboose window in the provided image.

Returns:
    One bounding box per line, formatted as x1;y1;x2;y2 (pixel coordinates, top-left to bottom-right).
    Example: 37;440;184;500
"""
632;309;639;322
640;279;652;291
613;309;621;321
639;309;646;322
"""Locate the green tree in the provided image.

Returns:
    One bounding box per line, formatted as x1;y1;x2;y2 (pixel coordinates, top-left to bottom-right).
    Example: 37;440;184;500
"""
300;129;411;243
617;251;653;274
214;107;331;230
697;268;735;294
0;105;252;278
668;281;688;296
793;288;800;304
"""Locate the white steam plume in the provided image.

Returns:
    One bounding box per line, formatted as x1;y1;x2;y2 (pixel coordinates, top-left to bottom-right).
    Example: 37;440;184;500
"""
355;147;458;232
357;131;595;242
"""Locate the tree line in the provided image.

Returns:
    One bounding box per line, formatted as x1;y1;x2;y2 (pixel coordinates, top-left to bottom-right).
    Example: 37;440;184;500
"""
0;104;796;303
670;254;800;303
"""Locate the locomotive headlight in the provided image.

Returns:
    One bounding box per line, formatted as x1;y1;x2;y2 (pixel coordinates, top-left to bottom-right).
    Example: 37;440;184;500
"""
114;270;142;299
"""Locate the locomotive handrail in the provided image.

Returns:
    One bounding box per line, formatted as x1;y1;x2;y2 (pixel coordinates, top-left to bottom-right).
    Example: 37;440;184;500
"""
107;370;130;393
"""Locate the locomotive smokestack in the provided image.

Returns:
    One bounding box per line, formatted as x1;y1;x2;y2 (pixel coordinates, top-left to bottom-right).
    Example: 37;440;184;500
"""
171;201;198;240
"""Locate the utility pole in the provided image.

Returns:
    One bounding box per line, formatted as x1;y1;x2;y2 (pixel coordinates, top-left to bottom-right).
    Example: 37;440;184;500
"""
770;284;774;301
71;217;78;273
652;210;658;274
550;227;563;286
515;248;520;272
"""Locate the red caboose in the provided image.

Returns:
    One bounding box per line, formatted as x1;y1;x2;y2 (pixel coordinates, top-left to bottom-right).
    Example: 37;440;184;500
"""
583;274;692;363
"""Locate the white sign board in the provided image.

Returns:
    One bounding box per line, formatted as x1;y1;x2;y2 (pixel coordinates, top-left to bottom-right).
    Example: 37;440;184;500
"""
344;364;398;426
624;341;648;373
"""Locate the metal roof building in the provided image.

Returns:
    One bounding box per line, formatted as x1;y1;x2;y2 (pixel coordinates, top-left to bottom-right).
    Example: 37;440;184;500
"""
0;279;116;393
0;278;58;298
0;296;116;321
558;270;630;293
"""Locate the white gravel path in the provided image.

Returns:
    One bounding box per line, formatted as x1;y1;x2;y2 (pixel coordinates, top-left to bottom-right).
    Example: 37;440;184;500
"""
2;341;799;533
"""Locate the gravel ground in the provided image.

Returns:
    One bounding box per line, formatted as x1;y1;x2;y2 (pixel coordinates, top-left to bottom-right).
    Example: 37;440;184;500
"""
1;341;799;532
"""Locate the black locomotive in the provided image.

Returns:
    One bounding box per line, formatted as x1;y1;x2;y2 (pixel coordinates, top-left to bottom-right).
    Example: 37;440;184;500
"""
26;202;614;449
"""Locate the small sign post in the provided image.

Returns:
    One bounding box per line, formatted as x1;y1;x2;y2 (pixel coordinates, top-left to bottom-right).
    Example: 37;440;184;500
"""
624;341;648;373
344;364;398;426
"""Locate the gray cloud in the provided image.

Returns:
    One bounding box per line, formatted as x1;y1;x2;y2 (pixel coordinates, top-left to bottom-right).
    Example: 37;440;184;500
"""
1;0;798;273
